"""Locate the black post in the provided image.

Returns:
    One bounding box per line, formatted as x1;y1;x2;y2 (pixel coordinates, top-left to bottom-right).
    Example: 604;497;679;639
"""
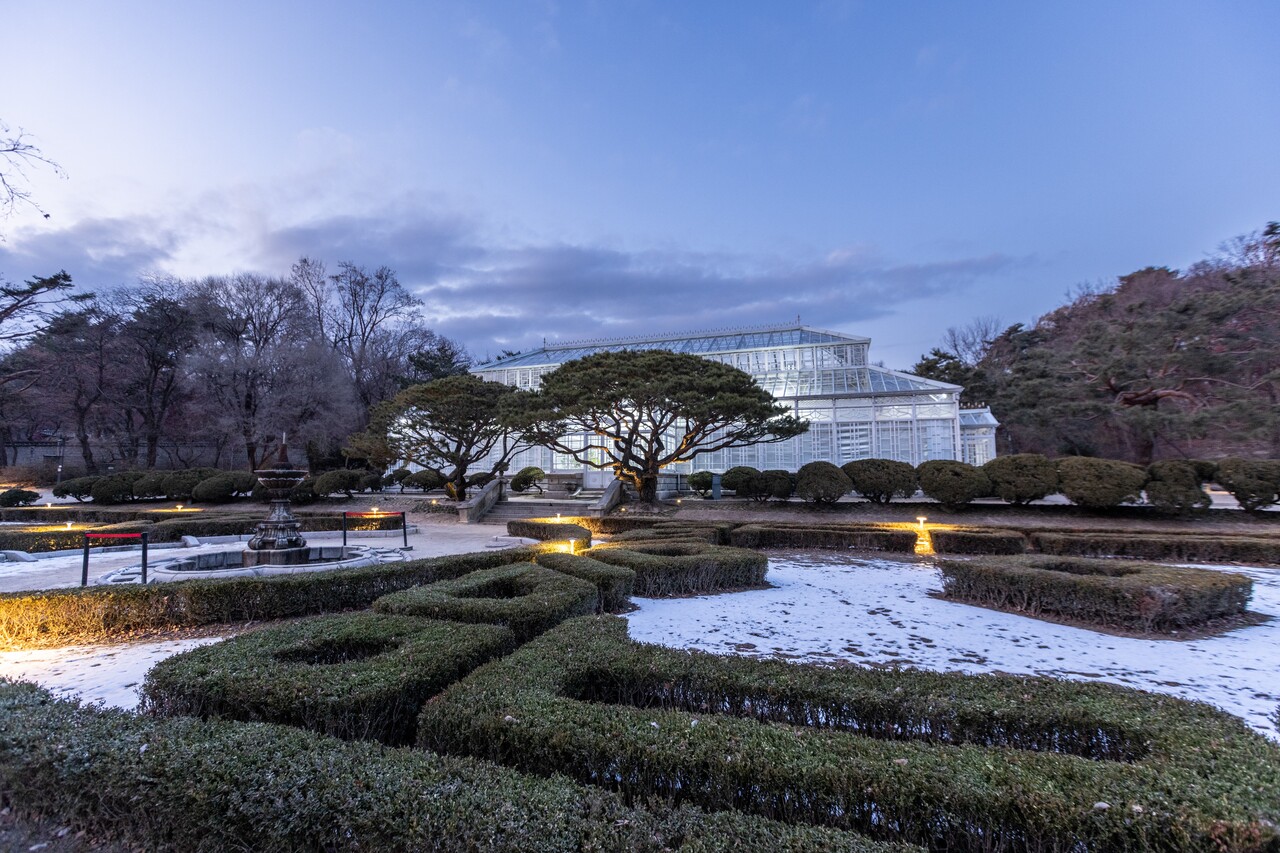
140;532;149;585
342;512;348;547
81;536;90;587
401;511;408;548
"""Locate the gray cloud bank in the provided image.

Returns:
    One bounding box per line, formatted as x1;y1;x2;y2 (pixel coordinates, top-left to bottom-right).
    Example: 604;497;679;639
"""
1;204;1015;363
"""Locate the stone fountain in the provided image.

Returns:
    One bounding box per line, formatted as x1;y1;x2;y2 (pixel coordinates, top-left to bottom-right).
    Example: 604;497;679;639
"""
243;436;310;567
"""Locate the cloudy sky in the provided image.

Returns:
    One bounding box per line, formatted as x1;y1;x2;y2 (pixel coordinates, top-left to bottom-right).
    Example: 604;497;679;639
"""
2;1;1277;366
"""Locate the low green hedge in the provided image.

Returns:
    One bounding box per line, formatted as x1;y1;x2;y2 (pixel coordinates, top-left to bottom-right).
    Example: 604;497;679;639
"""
0;682;902;853
587;542;767;597
729;523;916;553
533;552;635;612
929;528;1027;555
1031;531;1280;564
0;520;150;553
141;614;514;745
0;548;541;648
506;518;593;546
374;563;598;641
417;616;1280;852
613;525;723;545
938;555;1253;632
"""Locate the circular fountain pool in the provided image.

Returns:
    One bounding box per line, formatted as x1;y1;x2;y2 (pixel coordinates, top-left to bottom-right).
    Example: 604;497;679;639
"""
96;543;409;585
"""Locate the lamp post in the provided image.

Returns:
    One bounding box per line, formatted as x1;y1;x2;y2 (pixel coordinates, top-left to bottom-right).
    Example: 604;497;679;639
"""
56;435;66;485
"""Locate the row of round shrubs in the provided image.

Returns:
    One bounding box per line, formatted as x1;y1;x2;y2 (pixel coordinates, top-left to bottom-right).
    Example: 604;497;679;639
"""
47;466;456;506
689;456;1280;512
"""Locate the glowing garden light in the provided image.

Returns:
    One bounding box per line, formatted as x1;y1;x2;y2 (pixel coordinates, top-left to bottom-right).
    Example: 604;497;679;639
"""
917;516;928;529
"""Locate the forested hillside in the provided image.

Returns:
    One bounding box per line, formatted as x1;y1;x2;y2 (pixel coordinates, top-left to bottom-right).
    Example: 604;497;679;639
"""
914;223;1280;463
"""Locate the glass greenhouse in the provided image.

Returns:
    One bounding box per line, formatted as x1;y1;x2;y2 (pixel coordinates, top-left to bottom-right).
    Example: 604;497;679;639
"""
472;324;998;486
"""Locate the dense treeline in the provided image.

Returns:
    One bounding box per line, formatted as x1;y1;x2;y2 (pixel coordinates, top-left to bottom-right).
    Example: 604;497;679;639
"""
0;258;469;473
913;223;1280;464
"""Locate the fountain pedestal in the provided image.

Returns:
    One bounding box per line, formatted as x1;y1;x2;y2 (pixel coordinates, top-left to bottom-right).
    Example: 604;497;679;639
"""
244;442;310;568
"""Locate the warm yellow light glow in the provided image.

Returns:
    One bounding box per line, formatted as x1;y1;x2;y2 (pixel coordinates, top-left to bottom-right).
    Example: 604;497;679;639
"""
556;513;561;521
917;516;928;529
65;521;73;530
568;538;577;554
431;499;438;505
176;504;184;511
45;503;51;509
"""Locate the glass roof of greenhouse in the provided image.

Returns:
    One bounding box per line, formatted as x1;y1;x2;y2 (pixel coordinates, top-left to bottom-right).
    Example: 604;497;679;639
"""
959;408;1000;426
474;324;871;370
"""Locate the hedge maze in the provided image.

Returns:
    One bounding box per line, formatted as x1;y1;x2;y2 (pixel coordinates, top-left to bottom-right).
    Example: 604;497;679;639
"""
3;517;1279;850
140;613;515;744
418;617;1280;852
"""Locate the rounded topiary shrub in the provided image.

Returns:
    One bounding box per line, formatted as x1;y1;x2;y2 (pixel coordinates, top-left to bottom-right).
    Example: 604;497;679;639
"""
191;474;238;504
90;474;139;504
383;467;412;489
0;487;39;508
841;458;917;504
51;476;100;502
794;461;851;505
131;471;169;500
758;469;794;501
1056;457;1147;509
917;460;990;509
721;465;762;496
1145;460;1211;515
510;466;546;494
402;469;445;492
981;454;1058;505
1214;458;1280;512
687;470;713;497
358;472;384;493
161;468;221;501
313;469;364;498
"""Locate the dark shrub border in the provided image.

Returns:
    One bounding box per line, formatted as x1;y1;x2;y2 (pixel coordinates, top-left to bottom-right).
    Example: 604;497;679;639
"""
533;552;635;612
0;682;900;853
141;614;514;745
0;548;542;648
1031;531;1280;564
418;616;1280;852
730;523;916;553
938;555;1252;632
506;518;593;546
586;542;767;596
374;563;598;641
929;528;1027;555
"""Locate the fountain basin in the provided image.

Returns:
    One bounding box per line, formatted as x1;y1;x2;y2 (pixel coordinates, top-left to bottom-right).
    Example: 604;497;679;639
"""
95;544;408;585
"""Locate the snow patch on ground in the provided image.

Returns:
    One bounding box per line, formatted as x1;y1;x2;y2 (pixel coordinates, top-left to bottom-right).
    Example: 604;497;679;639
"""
0;637;225;710
625;552;1280;739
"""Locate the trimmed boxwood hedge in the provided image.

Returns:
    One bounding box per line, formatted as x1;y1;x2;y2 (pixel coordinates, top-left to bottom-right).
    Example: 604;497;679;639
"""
586;542;767;597
141;614;515;744
0;549;541;648
506;518;593;546
0;682;903;853
938;555;1252;632
373;563;598;641
929;528;1027;555
418;616;1280;852
0;520;150;554
533;551;635;612
729;523;916;553
1030;531;1280;564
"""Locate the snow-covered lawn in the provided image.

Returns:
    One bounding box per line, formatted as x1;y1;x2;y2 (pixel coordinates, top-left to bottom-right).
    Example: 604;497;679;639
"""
626;552;1280;738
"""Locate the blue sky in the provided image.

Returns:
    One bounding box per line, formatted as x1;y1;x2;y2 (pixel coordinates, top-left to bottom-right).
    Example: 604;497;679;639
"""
2;1;1277;366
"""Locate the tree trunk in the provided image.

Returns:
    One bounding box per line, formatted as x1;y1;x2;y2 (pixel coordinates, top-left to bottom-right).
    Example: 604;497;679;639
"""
638;474;658;504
